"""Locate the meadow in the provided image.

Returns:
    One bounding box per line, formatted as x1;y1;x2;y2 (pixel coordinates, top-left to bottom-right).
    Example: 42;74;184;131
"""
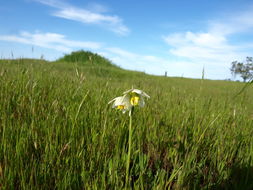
0;51;253;189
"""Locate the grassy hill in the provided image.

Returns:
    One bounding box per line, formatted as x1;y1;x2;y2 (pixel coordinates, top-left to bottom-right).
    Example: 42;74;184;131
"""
57;50;116;67
0;51;253;189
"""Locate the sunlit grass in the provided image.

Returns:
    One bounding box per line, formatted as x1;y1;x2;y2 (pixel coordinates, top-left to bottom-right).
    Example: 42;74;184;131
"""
0;54;253;189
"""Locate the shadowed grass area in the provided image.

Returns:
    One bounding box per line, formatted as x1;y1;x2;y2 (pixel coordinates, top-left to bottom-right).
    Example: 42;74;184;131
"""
0;51;253;189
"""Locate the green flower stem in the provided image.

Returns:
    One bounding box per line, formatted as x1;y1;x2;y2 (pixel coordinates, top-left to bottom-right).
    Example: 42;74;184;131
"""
126;107;133;187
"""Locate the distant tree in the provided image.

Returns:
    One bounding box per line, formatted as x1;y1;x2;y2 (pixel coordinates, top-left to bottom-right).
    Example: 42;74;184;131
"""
230;57;253;82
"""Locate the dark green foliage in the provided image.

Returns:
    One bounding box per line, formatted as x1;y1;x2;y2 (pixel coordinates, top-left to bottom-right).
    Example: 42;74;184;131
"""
231;57;253;82
57;50;117;68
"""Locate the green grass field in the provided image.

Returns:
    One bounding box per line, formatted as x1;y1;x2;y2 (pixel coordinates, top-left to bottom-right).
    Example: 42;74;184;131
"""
0;51;253;189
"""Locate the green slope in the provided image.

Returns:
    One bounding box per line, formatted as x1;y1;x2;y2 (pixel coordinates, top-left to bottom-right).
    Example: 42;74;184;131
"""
57;50;117;68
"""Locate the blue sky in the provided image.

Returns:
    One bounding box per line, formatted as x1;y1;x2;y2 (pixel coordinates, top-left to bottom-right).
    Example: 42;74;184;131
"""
1;0;253;79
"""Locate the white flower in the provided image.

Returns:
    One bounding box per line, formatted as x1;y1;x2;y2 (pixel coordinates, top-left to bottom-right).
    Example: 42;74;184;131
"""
108;95;132;113
108;88;150;114
123;88;150;107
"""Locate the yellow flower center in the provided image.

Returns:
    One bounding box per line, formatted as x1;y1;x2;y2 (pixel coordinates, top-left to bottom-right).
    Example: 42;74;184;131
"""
117;105;125;110
130;95;140;106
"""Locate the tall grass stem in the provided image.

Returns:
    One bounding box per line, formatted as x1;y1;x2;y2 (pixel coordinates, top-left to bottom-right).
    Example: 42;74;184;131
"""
125;108;133;188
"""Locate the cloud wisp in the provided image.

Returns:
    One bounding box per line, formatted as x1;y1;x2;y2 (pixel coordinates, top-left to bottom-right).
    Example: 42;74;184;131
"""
208;5;253;36
0;31;102;52
163;6;253;79
34;0;130;36
163;31;244;64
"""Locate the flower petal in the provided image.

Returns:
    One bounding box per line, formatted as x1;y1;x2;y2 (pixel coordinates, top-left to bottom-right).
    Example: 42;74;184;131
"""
141;91;150;99
138;97;145;107
124;88;150;99
123;88;133;94
131;89;143;95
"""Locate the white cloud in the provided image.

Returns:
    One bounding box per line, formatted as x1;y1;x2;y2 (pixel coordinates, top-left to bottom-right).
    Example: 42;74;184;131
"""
163;31;244;63
34;0;130;35
163;7;253;79
164;32;227;48
0;31;102;52
165;32;233;65
208;6;253;35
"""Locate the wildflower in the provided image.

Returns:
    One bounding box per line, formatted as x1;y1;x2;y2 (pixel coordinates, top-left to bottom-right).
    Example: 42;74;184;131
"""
108;88;150;114
108;95;132;113
123;88;150;107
